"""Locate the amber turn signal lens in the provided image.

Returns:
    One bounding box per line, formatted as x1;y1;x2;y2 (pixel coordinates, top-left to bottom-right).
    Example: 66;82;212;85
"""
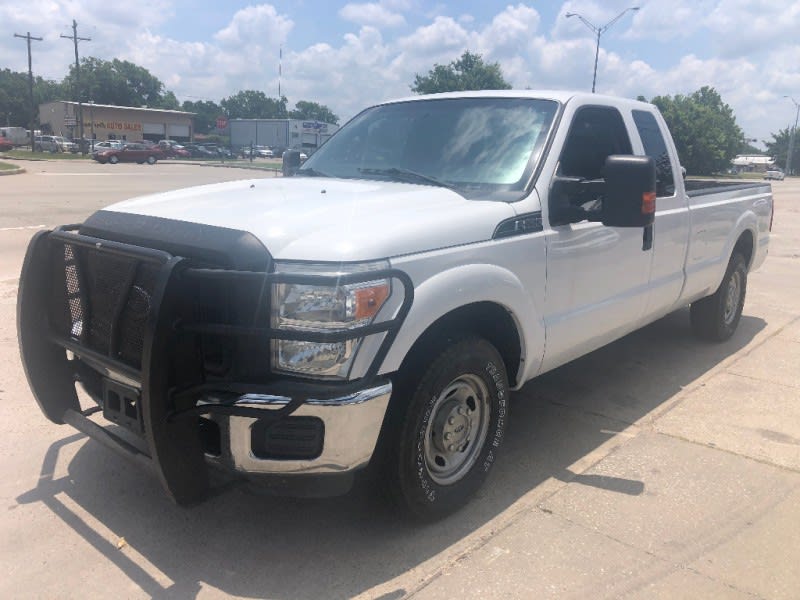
642;191;656;215
353;284;390;320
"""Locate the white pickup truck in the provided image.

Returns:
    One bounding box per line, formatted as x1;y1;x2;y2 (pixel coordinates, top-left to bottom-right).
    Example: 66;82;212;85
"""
18;91;773;519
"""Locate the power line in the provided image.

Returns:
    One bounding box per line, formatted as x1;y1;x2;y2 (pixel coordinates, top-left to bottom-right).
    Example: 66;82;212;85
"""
61;20;90;152
13;31;43;150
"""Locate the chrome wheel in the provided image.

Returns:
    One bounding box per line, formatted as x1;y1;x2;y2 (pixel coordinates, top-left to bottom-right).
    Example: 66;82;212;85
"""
723;270;742;326
424;373;491;486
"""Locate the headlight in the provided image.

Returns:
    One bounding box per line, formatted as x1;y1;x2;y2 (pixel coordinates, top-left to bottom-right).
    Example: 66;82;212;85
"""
271;261;391;379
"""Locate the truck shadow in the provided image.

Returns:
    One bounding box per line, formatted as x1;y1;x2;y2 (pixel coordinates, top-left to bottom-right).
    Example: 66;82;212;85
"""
16;308;765;599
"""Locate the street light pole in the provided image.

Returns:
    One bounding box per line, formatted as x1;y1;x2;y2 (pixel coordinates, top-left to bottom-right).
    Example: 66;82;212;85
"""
785;96;799;176
566;7;640;93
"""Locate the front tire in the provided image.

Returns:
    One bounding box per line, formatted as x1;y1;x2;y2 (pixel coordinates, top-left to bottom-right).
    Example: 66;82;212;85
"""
146;155;157;165
385;336;508;520
109;155;119;164
690;252;747;341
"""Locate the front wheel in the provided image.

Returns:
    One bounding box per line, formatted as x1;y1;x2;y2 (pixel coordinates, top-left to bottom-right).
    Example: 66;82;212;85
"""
690;252;747;341
108;155;119;164
146;155;157;165
385;336;508;520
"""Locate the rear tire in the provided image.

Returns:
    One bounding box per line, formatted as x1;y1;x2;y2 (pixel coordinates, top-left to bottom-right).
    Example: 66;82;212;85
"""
383;335;508;520
690;252;747;341
109;155;119;164
146;155;157;165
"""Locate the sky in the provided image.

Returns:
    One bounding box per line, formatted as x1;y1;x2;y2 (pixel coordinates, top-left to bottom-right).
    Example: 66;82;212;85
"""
2;0;800;147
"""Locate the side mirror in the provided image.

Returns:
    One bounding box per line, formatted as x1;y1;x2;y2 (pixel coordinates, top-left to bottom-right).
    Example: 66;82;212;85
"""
602;155;656;228
282;150;302;177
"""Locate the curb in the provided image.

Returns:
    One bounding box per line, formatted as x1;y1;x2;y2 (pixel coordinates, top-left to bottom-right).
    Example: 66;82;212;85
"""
0;165;26;176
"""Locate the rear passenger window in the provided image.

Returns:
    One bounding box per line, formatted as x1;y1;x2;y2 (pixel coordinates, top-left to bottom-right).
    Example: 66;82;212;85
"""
632;110;675;197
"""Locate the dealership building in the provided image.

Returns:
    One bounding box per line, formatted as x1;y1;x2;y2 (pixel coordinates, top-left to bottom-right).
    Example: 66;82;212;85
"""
39;101;195;143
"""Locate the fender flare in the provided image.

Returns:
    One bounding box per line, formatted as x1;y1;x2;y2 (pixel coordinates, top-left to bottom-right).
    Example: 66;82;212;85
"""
379;263;544;389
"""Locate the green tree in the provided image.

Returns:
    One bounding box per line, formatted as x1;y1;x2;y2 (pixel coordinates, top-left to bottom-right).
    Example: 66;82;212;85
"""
289;100;339;125
0;69;63;127
411;51;512;94
64;58;173;107
649;86;743;175
221;90;287;119
182;99;223;134
764;127;799;174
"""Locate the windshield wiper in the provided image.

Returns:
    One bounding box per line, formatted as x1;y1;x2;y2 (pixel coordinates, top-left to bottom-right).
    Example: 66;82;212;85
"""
358;167;461;193
295;167;331;177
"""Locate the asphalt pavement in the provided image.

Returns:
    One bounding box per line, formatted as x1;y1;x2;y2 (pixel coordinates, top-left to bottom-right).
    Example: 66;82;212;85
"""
0;160;798;599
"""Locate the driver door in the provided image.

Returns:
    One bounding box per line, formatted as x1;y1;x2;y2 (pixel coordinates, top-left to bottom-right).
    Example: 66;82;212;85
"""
540;105;653;373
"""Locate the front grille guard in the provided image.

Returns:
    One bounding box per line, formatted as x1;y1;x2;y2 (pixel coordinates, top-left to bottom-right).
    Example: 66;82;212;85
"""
18;226;414;503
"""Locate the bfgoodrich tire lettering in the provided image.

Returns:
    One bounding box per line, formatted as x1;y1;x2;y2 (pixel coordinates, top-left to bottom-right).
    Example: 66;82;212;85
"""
690;252;747;341
387;336;508;520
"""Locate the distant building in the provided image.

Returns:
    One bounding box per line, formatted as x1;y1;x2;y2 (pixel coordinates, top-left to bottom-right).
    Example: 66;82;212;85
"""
229;119;339;153
39;101;195;143
731;154;775;174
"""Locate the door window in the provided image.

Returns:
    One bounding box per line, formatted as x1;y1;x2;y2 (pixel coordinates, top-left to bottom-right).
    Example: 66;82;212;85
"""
632;110;675;197
558;106;632;180
552;106;632;222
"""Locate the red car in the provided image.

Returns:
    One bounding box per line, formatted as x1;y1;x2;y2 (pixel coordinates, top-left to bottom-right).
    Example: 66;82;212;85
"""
92;143;163;165
0;139;13;152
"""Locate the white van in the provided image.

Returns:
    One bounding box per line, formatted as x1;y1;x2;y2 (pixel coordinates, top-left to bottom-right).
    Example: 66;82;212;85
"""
0;127;29;147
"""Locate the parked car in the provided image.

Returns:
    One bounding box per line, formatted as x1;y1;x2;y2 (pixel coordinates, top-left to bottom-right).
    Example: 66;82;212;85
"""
764;169;785;181
18;91;773;519
33;135;61;153
91;140;124;152
0;138;13;152
182;144;217;158
92;143;163;164
54;136;78;153
241;145;274;158
157;141;191;158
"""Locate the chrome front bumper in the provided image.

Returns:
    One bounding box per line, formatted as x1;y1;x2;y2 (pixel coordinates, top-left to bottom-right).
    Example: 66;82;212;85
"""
207;382;392;475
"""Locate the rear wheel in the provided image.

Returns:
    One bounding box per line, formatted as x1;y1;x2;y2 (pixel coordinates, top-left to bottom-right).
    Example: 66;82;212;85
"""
690;252;747;341
146;155;157;165
383;335;508;520
109;155;119;164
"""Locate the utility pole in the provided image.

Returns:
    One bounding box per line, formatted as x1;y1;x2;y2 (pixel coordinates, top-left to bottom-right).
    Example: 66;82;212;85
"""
785;96;799;176
61;20;90;153
13;32;43;151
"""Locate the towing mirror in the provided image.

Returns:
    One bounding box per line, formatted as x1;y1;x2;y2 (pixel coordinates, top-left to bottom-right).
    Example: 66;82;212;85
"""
282;150;301;177
602;155;656;228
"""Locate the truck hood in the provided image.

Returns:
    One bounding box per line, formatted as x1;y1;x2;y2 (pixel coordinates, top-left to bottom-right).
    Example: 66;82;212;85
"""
104;176;516;261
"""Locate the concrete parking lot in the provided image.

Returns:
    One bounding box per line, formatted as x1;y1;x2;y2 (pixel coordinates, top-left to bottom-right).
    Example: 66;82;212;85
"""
0;160;798;599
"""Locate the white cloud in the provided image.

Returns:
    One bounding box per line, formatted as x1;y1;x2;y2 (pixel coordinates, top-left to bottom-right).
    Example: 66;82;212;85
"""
2;1;799;144
339;2;406;28
214;4;293;48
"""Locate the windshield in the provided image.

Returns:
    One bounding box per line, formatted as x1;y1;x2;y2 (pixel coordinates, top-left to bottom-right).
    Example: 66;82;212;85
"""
302;97;558;201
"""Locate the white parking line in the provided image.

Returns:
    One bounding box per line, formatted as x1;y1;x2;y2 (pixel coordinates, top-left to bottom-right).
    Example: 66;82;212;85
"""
0;225;47;231
35;172;120;176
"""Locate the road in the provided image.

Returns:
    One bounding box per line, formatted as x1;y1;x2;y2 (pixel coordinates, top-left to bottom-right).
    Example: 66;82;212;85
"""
1;160;799;599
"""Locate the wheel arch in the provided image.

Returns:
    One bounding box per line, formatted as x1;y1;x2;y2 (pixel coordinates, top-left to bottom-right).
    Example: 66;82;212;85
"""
732;228;754;269
398;302;523;386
